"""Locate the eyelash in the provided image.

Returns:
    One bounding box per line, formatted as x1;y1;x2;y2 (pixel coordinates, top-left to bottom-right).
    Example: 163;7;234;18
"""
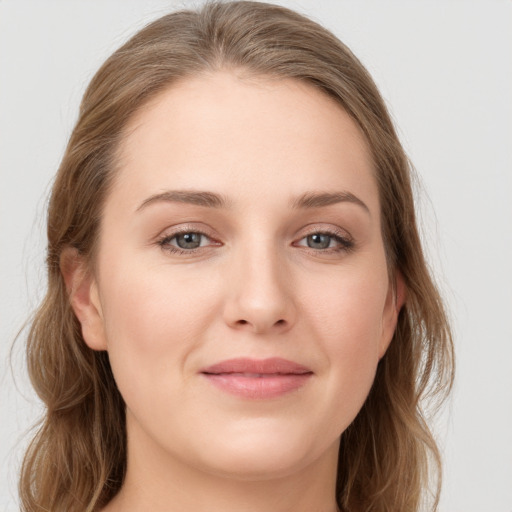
294;229;354;254
157;229;217;255
157;227;354;256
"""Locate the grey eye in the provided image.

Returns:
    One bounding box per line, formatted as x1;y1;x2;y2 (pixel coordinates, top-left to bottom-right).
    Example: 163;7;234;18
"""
306;233;332;249
175;232;204;249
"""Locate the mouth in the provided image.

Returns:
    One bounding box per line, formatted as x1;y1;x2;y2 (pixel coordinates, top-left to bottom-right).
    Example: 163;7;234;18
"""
200;357;313;399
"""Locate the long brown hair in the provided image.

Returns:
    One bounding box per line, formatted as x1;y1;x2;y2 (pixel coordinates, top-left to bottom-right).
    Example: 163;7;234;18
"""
20;2;454;511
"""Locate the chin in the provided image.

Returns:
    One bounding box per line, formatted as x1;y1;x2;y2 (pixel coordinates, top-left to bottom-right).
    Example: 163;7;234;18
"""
201;450;311;482
186;420;332;481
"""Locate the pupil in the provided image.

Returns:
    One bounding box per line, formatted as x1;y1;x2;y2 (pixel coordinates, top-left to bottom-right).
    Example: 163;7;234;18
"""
308;234;330;249
177;232;201;249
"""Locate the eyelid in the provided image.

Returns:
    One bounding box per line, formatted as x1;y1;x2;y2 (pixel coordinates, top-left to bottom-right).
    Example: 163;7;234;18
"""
298;224;352;241
156;223;216;240
293;225;355;253
155;223;222;254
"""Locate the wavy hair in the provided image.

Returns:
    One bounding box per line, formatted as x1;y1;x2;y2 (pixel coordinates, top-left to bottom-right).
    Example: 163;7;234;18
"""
20;2;454;511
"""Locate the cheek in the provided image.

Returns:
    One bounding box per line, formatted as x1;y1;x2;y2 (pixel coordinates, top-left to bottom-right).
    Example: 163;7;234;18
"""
303;264;388;416
102;253;219;341
307;265;387;352
98;259;221;403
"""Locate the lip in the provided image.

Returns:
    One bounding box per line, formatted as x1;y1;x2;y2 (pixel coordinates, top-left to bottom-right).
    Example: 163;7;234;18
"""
200;357;313;399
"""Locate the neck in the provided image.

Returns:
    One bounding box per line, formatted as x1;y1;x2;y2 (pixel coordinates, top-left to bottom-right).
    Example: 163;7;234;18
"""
102;420;340;512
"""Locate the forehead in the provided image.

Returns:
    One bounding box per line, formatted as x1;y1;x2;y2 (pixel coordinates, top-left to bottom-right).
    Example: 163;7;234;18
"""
113;71;378;214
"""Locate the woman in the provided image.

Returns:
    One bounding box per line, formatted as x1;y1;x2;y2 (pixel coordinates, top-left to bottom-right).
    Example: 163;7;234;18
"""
20;2;454;511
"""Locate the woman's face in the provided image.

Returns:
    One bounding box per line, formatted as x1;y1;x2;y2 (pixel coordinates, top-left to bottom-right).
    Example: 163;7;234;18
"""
76;72;400;480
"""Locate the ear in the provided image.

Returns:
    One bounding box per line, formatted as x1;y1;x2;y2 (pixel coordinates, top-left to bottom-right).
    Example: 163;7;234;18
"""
60;247;108;351
379;270;406;359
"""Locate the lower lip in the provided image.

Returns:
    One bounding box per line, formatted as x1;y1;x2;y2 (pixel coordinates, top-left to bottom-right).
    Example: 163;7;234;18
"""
202;373;312;399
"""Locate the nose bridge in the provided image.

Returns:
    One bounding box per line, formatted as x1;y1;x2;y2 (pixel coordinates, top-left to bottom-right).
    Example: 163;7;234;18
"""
224;231;295;333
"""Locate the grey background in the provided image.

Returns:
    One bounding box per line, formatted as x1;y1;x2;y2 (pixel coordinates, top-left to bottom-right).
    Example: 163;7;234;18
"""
1;1;511;510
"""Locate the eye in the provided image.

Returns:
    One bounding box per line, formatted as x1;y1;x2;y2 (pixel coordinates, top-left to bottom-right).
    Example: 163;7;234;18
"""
173;232;206;249
158;230;216;254
295;230;354;253
305;233;333;250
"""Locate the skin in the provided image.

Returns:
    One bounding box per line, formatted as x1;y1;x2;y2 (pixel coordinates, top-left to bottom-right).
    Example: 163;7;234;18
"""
63;71;404;512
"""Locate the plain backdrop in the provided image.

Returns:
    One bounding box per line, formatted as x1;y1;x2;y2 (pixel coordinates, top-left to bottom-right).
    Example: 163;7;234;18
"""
1;1;511;511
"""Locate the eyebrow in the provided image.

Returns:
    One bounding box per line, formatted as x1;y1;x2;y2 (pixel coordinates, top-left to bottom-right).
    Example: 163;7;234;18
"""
136;189;370;214
291;191;370;214
136;190;231;211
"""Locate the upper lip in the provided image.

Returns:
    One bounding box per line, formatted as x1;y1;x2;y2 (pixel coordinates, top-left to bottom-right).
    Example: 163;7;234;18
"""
201;357;313;375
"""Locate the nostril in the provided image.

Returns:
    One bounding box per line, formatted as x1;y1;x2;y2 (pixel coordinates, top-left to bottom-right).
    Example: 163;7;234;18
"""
276;319;285;325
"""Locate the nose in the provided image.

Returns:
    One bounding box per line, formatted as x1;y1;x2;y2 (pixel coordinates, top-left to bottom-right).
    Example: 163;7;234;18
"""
222;243;297;335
